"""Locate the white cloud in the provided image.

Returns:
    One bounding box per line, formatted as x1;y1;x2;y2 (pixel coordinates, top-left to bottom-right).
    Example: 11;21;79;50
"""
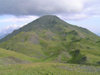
0;24;23;34
0;16;38;23
0;15;38;35
59;13;89;20
0;0;99;20
0;24;23;39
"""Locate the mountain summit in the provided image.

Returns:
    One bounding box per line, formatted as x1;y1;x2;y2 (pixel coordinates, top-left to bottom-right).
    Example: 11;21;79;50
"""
0;15;100;64
18;15;69;32
31;15;67;25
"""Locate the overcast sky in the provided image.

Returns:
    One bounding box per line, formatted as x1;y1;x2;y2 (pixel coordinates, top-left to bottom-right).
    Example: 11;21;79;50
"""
0;0;100;35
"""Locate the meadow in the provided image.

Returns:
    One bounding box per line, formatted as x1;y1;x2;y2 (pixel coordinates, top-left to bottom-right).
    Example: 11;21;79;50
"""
0;63;100;75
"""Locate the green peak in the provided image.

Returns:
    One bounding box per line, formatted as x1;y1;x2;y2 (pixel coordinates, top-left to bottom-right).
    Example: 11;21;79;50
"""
40;15;59;19
30;15;66;26
34;15;61;22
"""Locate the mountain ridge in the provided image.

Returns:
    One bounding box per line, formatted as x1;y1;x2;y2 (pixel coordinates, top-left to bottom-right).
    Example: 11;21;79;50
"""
0;15;99;43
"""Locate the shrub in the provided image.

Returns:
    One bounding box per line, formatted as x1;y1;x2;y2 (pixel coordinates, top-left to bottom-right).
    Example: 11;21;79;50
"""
69;49;87;64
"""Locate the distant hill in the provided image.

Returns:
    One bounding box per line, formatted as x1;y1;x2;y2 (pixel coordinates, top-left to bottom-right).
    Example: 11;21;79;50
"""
0;15;100;65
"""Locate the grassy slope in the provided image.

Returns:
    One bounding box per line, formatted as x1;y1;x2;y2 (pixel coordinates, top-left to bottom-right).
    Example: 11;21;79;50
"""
0;63;100;75
0;48;39;64
0;31;100;64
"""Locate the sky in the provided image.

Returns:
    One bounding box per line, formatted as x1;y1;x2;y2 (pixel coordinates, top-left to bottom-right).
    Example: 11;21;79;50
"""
0;0;100;35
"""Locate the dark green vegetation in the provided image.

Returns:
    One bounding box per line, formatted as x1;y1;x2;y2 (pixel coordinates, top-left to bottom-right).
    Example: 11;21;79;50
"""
0;15;100;75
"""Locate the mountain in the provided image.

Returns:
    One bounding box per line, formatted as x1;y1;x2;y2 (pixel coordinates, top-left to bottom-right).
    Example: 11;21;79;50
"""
0;15;100;65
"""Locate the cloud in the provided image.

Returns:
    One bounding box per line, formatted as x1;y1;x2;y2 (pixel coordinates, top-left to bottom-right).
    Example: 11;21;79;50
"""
0;15;38;35
0;0;99;20
0;24;22;34
0;16;38;23
0;24;23;39
59;13;89;20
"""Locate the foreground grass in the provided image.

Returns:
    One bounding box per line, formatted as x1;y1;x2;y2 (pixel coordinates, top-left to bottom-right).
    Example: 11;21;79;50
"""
0;63;100;75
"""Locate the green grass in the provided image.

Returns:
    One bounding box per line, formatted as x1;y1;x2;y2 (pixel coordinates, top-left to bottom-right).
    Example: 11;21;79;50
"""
0;48;39;64
0;63;100;75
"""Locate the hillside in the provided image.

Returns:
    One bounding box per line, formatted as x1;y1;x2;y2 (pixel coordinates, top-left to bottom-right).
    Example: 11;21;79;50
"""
0;15;100;65
0;48;39;65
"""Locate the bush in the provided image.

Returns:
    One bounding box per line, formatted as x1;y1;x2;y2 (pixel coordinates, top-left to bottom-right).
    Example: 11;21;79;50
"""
69;49;87;64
